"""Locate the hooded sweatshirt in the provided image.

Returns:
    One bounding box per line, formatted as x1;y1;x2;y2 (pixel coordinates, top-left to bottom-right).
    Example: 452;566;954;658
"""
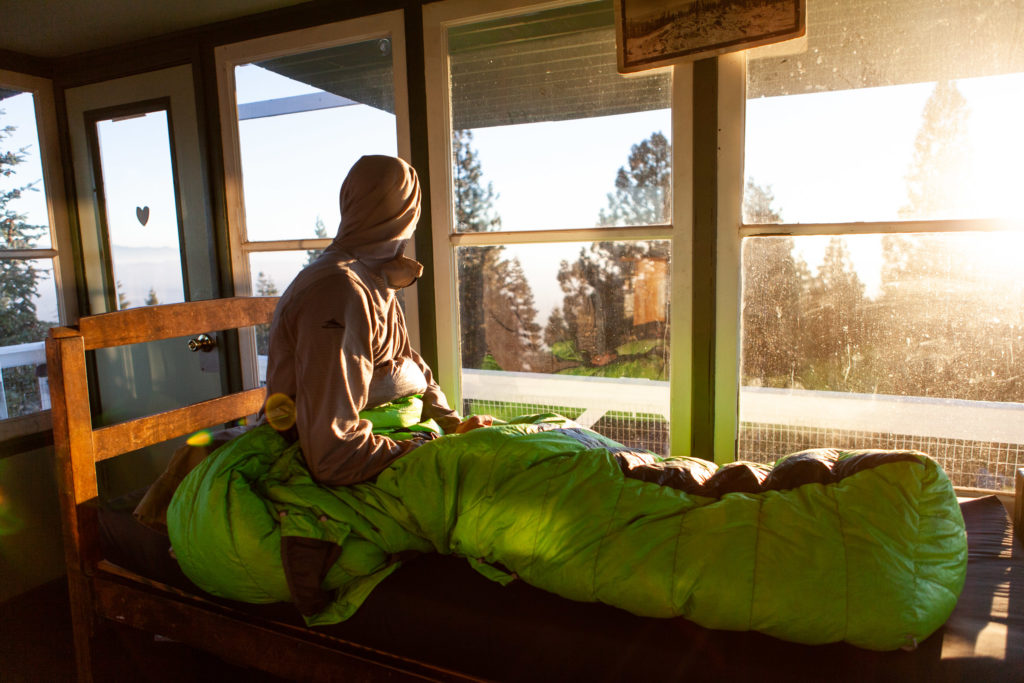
265;155;460;486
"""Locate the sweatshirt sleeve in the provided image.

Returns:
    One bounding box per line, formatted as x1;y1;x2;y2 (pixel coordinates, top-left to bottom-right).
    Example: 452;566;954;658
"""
407;347;462;434
290;278;414;486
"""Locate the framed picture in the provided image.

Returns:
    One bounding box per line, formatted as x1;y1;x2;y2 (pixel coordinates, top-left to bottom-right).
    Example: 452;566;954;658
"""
616;0;806;74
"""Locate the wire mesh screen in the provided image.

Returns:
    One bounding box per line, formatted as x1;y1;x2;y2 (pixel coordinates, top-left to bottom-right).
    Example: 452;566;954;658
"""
590;412;669;455
739;422;1023;491
464;397;1020;491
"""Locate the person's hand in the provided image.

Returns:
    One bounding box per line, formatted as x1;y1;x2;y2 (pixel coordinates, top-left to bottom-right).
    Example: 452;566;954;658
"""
455;415;494;434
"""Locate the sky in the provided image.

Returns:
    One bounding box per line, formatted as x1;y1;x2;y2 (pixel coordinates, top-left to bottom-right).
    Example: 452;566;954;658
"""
4;60;1024;332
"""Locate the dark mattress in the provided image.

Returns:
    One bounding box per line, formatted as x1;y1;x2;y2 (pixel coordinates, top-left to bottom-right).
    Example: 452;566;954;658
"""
98;494;1024;682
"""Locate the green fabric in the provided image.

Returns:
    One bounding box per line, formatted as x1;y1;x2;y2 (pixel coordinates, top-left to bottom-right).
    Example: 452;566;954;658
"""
168;410;966;651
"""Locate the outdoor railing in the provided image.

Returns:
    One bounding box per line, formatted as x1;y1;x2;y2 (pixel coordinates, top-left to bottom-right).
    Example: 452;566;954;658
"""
462;368;1024;490
0;341;48;420
462;368;1024;445
256;360;1024;489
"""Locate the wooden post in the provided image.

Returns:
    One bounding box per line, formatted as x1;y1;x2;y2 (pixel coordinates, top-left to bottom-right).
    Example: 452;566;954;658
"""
47;327;100;683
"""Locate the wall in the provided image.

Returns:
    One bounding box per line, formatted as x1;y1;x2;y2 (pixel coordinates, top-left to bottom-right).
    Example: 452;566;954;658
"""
0;446;64;601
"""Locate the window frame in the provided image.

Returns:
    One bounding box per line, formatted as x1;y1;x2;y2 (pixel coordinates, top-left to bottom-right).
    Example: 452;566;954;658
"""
724;44;1024;465
422;0;695;457
215;10;414;388
0;69;75;445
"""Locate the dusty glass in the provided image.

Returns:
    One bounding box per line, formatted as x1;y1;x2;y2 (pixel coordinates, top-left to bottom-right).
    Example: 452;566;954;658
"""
448;0;672;232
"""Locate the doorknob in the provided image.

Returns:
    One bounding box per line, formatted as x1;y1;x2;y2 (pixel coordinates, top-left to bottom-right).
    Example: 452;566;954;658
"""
187;334;216;353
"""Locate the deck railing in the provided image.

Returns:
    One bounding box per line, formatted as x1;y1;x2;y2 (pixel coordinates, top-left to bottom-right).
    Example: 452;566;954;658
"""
0;341;48;420
461;369;1024;489
253;360;1024;489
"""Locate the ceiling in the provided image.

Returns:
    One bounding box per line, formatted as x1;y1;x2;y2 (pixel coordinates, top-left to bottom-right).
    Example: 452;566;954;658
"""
0;0;310;59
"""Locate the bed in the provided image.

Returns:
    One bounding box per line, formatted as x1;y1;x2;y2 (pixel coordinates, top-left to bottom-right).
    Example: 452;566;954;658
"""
47;297;1024;682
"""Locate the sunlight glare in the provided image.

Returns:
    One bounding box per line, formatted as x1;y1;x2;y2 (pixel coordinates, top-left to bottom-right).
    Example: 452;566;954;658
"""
186;429;213;447
266;392;296;432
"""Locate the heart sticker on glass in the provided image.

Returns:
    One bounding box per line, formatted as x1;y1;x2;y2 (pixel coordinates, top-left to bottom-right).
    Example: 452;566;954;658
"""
136;206;150;226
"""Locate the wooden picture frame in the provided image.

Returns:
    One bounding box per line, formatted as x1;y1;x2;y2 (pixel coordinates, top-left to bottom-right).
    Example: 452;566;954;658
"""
616;0;806;74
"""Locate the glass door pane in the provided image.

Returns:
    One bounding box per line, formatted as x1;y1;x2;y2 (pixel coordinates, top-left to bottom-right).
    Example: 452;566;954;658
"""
93;107;185;309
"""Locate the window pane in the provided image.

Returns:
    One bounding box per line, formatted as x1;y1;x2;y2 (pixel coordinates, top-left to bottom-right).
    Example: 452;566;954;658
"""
0;258;57;418
458;240;670;453
448;0;672;232
738;233;1024;489
0;90;51;250
95;110;185;308
745;0;1024;224
235;38;398;242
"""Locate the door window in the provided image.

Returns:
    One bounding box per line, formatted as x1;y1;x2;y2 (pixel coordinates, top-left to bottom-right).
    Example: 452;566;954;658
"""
90;105;186;308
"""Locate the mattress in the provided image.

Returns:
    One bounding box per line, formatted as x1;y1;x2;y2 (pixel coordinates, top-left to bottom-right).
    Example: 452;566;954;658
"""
97;492;1023;682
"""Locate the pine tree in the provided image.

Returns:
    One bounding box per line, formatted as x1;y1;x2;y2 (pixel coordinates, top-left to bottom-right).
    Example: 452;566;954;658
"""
453;130;502;370
801;237;866;391
899;80;973;219
254;271;278;355
115;280;130;310
0;108;50;416
144;287;159;306
868;81;1023;402
743;178;782;224
597;131;671;227
547;131;675;379
305;216;328;266
738;182;809;387
483;256;544;371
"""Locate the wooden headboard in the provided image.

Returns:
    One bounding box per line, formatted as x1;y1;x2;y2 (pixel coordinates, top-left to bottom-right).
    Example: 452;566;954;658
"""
45;297;274;678
46;296;277;507
45;295;471;682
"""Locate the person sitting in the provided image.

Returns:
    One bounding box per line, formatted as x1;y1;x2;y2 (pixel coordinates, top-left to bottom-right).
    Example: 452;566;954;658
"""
264;155;489;486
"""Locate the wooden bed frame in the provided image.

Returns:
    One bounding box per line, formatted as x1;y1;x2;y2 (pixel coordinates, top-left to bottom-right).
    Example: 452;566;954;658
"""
47;297;1024;682
47;297;479;682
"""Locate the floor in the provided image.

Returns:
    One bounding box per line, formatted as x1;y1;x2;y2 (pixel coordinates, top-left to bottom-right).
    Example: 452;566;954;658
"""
0;579;287;682
0;580;76;681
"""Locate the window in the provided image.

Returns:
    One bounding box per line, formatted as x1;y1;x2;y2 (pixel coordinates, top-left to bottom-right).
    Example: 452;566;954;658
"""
216;12;413;384
90;106;186;309
737;0;1024;489
0;72;72;441
425;0;689;454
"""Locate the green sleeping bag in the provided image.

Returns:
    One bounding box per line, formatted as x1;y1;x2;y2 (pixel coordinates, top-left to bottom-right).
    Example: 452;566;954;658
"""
168;410;966;651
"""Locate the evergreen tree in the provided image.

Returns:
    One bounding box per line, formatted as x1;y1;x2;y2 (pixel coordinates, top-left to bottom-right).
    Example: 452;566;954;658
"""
801;237;866;391
545;131;676;379
115;280;130;310
483;256;544;371
739;181;809;387
305;216;329;266
743;178;783;224
254;271;278;355
452;130;544;373
454;130;502;370
255;271;277;297
598;131;671;227
899;80;973;219
0;108;50;416
144;287;159;306
867;81;1023;402
871;80;976;397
